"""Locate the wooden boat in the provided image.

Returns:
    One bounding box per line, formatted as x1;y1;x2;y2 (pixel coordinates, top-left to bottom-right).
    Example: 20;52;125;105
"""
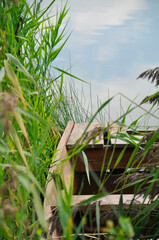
44;121;154;239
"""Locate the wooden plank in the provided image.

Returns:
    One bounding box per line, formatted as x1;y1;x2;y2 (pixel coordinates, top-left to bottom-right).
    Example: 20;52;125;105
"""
133;135;143;140
49;193;148;239
108;122;126;147
110;134;144;147
67;122;104;148
71;194;149;206
108;122;125;135
44;164;57;221
108;122;145;147
109;122;121;135
74;146;138;171
67;123;87;146
44;121;74;221
87;122;104;147
48;193;149;207
110;138;128;147
127;129;155;134
52;120;75;171
73;172;134;195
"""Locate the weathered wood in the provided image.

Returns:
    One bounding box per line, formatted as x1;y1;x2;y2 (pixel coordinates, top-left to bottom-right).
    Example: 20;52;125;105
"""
44;121;156;239
67;123;86;146
108;122;125;134
74;146;136;172
110;138;128;147
127;129;155;134
71;194;149;206
67;122;104;148
44;165;57;221
110;135;143;147
108;122;126;147
73;171;134;195
44;121;74;221
108;122;145;147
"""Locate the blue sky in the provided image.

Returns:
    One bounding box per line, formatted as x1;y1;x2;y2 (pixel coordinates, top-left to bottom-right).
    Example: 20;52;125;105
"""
40;0;159;126
57;0;158;81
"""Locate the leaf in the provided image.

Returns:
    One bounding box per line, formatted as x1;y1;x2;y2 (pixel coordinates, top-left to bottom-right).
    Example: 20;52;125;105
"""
81;151;90;184
0;162;46;229
25;168;45;195
73;211;88;240
10;124;28;168
119;216;134;238
144;128;159;151
18;173;31;192
140;91;159;104
4;60;26;108
31;185;47;230
54;67;88;83
76;97;113;147
113;145;127;169
96;202;100;235
16;107;45;124
0;67;5;82
0;145;9;153
6;54;41;92
18;172;47;230
49;35;70;63
137;66;159;87
119;193;123;216
13;110;31;148
129;119;138;128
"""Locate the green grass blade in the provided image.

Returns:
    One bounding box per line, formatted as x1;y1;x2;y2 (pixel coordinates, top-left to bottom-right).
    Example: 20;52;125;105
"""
81;151;90;185
54;67;88;84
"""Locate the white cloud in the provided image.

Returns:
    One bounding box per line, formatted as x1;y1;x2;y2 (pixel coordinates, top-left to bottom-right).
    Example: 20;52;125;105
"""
65;0;148;54
69;0;147;34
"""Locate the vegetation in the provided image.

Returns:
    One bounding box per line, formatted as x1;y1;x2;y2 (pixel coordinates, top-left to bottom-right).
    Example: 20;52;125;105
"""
0;0;76;238
0;0;159;240
137;67;159;105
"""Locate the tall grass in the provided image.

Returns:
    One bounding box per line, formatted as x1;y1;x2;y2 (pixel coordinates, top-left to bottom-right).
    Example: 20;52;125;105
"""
0;1;159;240
0;0;84;238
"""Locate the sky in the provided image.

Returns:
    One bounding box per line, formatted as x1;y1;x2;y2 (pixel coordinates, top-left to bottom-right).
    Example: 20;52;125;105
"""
39;0;159;126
